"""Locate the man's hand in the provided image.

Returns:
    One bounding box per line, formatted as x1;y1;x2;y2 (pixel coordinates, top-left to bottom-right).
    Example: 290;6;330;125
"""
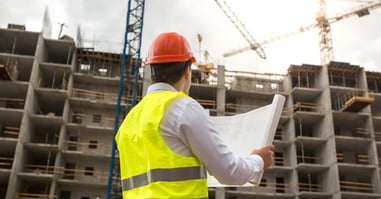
251;144;275;168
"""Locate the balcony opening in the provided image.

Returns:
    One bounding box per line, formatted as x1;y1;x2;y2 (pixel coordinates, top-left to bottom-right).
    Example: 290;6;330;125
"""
88;140;98;149
84;167;94;176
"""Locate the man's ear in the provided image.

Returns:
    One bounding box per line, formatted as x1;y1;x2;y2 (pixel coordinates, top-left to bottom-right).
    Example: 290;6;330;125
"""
184;66;191;80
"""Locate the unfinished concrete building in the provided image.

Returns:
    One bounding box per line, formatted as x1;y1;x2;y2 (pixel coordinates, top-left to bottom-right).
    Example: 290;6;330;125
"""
1;25;381;199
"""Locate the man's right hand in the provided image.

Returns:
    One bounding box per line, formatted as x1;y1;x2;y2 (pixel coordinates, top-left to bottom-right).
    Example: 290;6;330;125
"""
251;144;275;168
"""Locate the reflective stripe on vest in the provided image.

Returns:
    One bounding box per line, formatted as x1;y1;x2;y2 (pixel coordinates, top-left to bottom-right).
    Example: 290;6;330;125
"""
122;166;206;191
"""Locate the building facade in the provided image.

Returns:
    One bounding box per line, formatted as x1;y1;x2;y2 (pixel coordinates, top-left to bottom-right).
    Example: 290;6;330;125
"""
0;26;381;199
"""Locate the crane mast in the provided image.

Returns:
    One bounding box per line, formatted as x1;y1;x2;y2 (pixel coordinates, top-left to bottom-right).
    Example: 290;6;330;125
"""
107;0;145;198
317;0;334;66
214;0;267;59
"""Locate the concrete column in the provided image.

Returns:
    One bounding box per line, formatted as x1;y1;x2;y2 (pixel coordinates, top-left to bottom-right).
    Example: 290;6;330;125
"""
216;65;225;117
142;65;151;97
215;187;226;199
288;118;299;195
362;68;381;194
214;66;226;198
321;63;340;197
5;33;46;199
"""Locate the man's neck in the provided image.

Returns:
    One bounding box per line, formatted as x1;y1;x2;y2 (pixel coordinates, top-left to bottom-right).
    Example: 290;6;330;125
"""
172;78;188;93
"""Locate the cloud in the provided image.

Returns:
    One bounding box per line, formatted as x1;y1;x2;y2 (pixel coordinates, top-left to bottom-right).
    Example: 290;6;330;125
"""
0;1;48;31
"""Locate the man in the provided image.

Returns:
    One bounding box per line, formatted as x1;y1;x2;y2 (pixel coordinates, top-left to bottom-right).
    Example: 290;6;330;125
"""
116;32;274;198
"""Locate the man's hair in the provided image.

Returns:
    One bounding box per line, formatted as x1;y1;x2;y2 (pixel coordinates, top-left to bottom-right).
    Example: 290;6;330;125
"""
150;60;191;84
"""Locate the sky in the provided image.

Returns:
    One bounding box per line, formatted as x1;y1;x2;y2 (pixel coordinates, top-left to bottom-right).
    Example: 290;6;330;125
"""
1;0;381;74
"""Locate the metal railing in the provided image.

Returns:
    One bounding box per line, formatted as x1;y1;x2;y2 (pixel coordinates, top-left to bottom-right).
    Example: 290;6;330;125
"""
293;102;323;114
15;193;57;199
0;126;19;138
0;97;24;109
62;140;112;156
0;157;13;169
298;182;321;192
340;180;373;192
70;113;114;128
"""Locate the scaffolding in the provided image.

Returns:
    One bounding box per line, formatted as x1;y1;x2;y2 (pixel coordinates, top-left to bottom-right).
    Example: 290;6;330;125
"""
77;48;121;77
293;102;323;113
328;62;362;87
225;70;285;91
288;64;321;88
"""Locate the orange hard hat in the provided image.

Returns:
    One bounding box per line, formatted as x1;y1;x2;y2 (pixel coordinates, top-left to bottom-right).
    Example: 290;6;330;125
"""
146;32;196;64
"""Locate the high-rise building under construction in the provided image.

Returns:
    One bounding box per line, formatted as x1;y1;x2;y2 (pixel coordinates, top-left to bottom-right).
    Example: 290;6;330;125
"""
0;25;381;199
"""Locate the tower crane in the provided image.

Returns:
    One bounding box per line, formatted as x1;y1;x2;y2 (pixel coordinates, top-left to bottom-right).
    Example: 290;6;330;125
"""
223;0;381;66
214;0;267;59
107;0;145;198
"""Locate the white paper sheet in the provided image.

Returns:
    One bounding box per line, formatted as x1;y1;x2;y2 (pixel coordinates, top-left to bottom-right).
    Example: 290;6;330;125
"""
207;94;285;187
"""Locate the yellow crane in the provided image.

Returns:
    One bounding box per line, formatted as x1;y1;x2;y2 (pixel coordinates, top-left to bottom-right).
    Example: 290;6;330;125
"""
222;0;381;66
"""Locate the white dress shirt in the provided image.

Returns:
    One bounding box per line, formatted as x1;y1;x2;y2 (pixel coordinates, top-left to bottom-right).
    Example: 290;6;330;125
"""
147;83;264;185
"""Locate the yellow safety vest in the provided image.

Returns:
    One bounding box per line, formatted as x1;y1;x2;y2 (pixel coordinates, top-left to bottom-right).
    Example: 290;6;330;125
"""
116;90;208;198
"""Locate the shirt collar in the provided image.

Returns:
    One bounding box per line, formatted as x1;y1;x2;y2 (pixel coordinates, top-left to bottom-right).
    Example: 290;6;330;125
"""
147;83;178;94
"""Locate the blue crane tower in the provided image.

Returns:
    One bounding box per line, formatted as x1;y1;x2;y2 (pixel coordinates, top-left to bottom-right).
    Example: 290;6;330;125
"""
106;0;145;198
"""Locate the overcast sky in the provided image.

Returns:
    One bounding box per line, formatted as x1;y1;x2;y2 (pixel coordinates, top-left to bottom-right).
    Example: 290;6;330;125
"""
1;0;381;74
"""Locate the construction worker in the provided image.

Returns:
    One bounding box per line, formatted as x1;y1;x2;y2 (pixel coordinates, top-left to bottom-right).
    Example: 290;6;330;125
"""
116;32;275;198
